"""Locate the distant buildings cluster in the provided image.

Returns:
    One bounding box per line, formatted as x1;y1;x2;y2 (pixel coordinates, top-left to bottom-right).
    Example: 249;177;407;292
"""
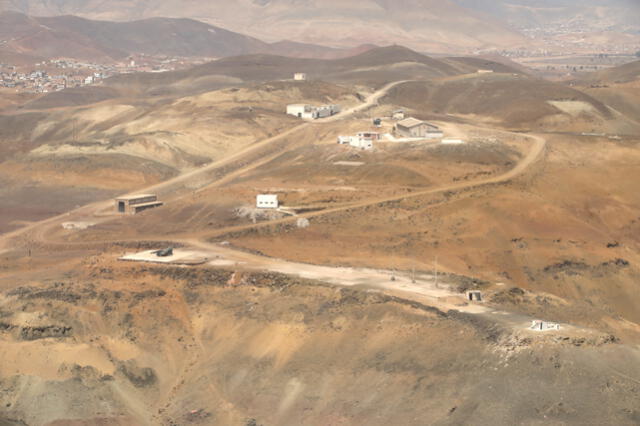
0;54;208;94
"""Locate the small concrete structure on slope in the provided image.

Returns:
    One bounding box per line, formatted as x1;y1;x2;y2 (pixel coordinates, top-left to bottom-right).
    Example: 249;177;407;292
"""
257;194;279;209
530;320;560;331
115;194;163;215
337;132;380;150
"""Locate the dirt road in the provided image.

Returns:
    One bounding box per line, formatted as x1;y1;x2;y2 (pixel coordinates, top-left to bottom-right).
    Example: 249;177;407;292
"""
194;133;547;240
0;80;407;253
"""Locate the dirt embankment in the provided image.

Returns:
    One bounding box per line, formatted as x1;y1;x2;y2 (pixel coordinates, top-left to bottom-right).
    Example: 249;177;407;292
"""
0;260;638;426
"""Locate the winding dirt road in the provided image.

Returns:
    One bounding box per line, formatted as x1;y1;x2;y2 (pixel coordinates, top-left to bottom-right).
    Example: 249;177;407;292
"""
0;80;407;253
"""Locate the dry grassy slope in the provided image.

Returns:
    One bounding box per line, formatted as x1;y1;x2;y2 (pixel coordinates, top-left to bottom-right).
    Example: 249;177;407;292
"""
14;81;358;170
227;133;640;332
383;75;640;133
576;61;640;125
103;46;469;95
577;61;640;85
0;80;357;232
0;259;638;426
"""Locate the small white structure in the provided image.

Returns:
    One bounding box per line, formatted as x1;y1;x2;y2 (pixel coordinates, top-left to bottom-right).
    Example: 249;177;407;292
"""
530;320;560;331
395;117;443;139
294;73;307;81
256;194;279;209
286;104;340;120
337;132;380;150
442;139;465;145
287;104;315;119
477;69;494;74
392;109;406;120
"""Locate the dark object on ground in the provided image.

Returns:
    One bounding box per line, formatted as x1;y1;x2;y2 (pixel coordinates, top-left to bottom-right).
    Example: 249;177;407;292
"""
156;247;174;257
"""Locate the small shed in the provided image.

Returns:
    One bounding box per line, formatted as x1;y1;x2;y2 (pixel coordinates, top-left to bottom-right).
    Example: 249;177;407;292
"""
257;194;279;209
467;291;483;302
294;73;307;81
115;194;163;215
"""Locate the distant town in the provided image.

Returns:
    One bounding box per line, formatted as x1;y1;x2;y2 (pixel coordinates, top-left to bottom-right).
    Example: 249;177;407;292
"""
0;54;212;93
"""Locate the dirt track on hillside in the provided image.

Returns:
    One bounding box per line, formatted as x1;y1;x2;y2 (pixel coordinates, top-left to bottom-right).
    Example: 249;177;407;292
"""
0;81;407;253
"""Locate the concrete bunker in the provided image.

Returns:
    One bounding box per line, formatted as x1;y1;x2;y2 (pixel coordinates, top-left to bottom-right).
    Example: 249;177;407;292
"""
115;194;163;215
467;291;483;302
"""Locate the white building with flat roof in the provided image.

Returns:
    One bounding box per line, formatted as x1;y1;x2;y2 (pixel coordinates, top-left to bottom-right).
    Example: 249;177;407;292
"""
257;194;279;209
337;132;379;150
287;104;341;120
294;73;307;81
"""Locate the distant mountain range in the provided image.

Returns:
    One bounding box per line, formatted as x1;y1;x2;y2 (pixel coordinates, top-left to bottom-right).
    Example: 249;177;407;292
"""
1;1;638;59
0;0;527;52
0;11;373;63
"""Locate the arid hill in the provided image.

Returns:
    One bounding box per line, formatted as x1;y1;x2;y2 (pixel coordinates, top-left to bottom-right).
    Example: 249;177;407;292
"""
1;41;640;426
578;60;640;85
0;11;365;62
382;74;640;133
101;46;512;97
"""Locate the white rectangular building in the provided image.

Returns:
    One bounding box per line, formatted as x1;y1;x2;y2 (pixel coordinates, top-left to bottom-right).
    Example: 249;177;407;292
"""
256;194;279;209
294;73;307;81
337;132;379;150
286;104;341;120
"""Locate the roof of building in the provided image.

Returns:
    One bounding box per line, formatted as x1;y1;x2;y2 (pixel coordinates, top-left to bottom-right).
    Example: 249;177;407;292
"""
397;117;440;130
396;117;425;128
132;201;164;209
116;194;157;201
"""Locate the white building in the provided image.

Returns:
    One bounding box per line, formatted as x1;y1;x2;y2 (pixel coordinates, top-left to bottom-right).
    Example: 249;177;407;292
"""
294;73;307;81
337;132;380;150
287;104;341;120
287;104;315;119
256;194;279;209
